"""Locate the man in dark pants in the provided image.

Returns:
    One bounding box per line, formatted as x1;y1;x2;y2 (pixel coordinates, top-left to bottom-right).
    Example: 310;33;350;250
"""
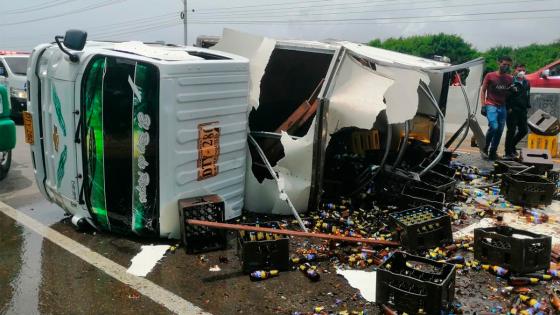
504;64;531;159
480;56;513;160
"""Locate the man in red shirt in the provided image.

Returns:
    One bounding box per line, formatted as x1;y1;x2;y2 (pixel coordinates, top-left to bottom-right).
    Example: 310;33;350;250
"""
480;56;513;160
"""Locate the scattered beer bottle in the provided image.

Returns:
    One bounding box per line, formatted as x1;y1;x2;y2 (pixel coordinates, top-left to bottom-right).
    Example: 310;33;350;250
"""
250;270;279;281
508;277;540;286
482;264;509;277
299;263;320;282
551;290;560;311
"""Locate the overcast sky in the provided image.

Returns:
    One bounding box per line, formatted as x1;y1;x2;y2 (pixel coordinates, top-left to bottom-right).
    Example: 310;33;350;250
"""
1;0;559;51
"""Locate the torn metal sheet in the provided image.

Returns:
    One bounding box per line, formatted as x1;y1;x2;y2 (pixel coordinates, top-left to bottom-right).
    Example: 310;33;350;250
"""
126;245;170;277
336;268;376;302
341;41;448;70
326;55;393;137
376;65;427;124
113;41;200;61
211;28;276;109
445;62;485;131
245;120;316;215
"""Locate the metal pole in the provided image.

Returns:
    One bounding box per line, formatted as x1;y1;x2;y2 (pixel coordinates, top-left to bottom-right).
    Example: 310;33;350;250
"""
183;0;188;45
187;219;400;247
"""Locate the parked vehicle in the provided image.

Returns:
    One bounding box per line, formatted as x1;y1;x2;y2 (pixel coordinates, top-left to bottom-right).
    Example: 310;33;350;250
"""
525;59;560;117
0;51;29;122
0;84;16;180
526;59;560;89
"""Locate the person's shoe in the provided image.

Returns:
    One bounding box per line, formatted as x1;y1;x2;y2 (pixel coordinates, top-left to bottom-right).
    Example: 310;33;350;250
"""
488;152;498;161
503;153;517;160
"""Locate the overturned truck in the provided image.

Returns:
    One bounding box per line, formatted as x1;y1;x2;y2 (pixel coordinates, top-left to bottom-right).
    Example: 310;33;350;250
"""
25;29;484;238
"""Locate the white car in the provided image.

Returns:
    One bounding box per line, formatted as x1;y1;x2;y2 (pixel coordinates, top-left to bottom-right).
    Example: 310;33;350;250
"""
0;51;29;121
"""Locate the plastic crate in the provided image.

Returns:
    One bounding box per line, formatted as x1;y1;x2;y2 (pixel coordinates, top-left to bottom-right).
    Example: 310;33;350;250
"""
389;205;453;251
520;148;554;175
376;251;456;315
501;173;555;206
401;184;446;210
419;159;456;178
474;226;552;274
528;133;558;157
494;160;530;175
178;195;228;254
416;170;457;202
351;129;380;156
237;221;290;273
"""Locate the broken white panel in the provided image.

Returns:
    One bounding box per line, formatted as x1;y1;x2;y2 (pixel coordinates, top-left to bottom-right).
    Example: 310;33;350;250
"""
445;62;486;132
211;28;276;109
244;120;316;215
341;41;448;69
127;245;170;277
336;268;376;302
376;65;427;124
327;55;393;138
453;218;494;239
113;41;200;61
503;212;560;245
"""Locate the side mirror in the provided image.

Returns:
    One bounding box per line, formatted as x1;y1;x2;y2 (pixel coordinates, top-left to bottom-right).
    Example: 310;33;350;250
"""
55;29;87;63
541;69;550;79
64;30;87;51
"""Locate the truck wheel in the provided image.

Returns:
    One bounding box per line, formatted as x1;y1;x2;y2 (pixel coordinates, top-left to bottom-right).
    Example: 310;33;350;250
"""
0;151;12;180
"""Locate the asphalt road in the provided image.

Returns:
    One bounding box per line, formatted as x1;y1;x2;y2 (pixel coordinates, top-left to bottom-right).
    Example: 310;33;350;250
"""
0;126;379;315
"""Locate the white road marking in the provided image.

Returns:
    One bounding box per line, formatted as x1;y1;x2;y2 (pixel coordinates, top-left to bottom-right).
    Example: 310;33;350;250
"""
0;201;211;315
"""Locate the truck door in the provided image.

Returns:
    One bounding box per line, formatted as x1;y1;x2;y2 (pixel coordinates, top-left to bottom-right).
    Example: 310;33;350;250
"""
37;52;81;211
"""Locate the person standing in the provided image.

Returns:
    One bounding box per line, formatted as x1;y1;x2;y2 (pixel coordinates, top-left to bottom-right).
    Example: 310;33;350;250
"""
504;64;531;159
480;56;513;160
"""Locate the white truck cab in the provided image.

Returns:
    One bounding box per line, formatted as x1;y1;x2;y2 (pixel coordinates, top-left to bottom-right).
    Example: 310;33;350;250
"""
0;51;29;120
26;31;250;238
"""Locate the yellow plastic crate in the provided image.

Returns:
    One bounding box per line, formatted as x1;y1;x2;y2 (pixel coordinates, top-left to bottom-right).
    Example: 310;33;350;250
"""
351;129;380;156
527;133;558;157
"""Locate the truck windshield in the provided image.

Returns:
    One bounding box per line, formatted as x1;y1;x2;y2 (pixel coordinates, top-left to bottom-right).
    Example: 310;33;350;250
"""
4;56;28;75
81;55;159;235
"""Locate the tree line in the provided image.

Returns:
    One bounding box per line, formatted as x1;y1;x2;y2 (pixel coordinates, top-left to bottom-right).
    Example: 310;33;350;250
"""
368;33;560;73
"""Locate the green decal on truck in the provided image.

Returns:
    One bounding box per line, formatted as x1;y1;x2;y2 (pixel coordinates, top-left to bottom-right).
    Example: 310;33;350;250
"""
83;57;110;230
56;145;67;188
131;62;159;234
52;86;67;136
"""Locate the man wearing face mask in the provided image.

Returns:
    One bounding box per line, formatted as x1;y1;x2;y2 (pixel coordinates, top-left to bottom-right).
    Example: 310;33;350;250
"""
480;56;514;160
504;64;531;159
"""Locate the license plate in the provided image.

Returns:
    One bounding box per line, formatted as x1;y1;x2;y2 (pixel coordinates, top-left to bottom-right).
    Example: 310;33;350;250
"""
22;111;34;144
197;122;220;181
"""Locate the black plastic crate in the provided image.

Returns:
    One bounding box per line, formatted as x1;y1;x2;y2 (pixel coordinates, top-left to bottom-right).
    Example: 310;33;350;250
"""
376;251;456;315
178;195;227;254
389;205;453;251
494;160;530;175
419;160;456;178
237;221;290;273
401;184;445;210
501;173;555;206
416;170;457;202
520;148;554;175
474;226;551;274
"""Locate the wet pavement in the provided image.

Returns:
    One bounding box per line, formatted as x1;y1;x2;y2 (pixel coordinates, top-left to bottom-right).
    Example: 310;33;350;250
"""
0;126;379;315
1;125;559;315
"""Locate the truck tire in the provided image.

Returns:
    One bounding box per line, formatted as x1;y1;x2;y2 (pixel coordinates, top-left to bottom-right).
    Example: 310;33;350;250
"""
0;151;12;181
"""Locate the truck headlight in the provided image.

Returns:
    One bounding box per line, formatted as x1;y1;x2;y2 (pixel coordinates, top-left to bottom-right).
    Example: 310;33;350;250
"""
10;87;27;100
